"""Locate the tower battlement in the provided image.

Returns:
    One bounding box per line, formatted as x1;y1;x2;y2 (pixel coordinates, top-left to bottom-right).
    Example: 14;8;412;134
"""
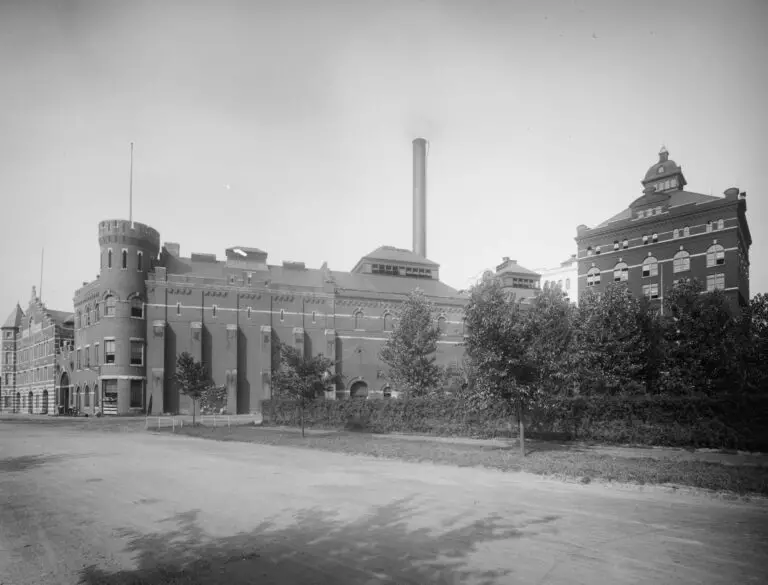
98;220;160;252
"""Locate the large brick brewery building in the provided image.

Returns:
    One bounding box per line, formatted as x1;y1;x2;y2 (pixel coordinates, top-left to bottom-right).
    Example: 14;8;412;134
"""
1;139;467;416
0;144;756;416
576;147;752;309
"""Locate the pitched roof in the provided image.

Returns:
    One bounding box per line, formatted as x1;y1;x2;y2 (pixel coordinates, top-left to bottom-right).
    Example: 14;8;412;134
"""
2;304;24;328
358;246;440;268
46;310;74;327
496;259;540;277
331;271;459;299
596;189;723;228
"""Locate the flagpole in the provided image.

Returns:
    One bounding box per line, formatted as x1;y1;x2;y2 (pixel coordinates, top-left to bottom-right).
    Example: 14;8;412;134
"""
39;247;44;301
129;142;134;228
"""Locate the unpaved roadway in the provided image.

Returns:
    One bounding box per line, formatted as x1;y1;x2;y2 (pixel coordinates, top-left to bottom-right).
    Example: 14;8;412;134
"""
1;422;767;584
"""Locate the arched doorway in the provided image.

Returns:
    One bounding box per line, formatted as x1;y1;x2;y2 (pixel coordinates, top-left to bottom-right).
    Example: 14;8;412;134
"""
381;384;392;399
59;372;70;414
84;384;90;408
75;387;81;413
35;393;39;412
349;380;369;399
28;391;33;413
42;390;49;414
93;383;99;408
14;392;20;413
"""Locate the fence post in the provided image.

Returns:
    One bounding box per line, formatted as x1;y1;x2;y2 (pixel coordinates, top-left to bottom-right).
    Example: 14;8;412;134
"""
172;417;176;432
228;415;231;428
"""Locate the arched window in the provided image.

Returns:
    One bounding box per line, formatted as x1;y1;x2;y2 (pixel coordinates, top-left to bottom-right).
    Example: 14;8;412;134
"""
642;257;658;278
279;309;285;322
707;244;725;267
586;246;593;257
586;267;601;287
642;234;648;245
105;295;116;317
595;246;601;255
683;226;690;237
176;302;181;316
93;384;99;407
94;302;100;322
85;306;91;327
84;385;90;407
107;249;113;269
673;228;679;239
613;240;619;251
622;238;629;249
121;249;128;269
131;297;143;318
211;305;218;318
673;250;690;273
354;310;363;330
137;251;143;271
437;316;447;334
565;278;571;290
311;311;317;324
717;218;724;230
613;262;628;282
382;313;392;331
75;311;81;329
706;220;713;232
652;233;658;243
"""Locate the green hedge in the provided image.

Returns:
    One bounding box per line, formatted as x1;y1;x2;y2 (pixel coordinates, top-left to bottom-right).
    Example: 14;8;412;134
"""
261;394;768;451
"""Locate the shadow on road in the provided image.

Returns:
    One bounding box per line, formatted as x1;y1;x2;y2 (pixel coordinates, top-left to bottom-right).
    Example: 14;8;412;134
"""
79;497;560;584
0;454;69;473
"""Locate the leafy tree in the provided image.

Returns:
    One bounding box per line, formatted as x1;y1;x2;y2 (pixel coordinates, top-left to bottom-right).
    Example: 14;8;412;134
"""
271;342;341;437
572;284;647;396
522;283;577;399
662;280;740;395
378;289;443;398
744;293;768;392
462;272;535;455
172;352;222;425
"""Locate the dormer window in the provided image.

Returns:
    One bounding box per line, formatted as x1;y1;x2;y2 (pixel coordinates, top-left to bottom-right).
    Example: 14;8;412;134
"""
622;239;629;249
586;246;593;257
595;246;601;255
642;234;648;245
652;233;658;243
613;240;619;251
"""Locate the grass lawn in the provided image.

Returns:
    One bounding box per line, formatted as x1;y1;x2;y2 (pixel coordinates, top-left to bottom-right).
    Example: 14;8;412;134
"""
152;425;768;497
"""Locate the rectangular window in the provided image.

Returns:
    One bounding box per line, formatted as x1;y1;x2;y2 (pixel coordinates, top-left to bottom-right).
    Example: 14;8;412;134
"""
642;283;659;299
673;256;690;273
247;272;252;286
212;305;218;318
137;251;143;271
104;340;116;364
121;248;128;269
131;298;144;318
93;343;99;366
247;307;252;319
130;380;143;408
84;345;90;368
707;273;725;292
176;302;181;316
652;233;658;243
642;262;658;278
76;348;81;369
130;340;144;366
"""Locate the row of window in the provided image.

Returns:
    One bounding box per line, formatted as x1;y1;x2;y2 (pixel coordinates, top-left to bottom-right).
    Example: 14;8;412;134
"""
543;278;572;290
4;365;54;386
587;245;727;287
4;340;59;367
586;218;727;257
76;296;144;329
74;339;144;369
104;248;144;271
371;264;433;278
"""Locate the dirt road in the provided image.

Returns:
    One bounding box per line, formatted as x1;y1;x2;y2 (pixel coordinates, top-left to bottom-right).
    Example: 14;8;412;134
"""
1;422;766;584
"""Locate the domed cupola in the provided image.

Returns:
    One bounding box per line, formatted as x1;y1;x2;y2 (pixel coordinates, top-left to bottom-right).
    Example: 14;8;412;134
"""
641;146;687;194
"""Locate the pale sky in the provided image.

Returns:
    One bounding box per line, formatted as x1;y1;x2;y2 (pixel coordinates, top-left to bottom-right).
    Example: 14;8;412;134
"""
1;0;766;315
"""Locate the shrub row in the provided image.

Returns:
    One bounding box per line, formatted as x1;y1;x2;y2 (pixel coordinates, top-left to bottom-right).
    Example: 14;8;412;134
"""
261;394;768;452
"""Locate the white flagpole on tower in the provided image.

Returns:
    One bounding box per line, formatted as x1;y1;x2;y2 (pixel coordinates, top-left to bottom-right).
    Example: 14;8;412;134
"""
129;142;134;228
39;247;44;301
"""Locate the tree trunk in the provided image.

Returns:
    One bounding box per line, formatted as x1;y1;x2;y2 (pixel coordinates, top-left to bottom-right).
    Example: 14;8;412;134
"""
518;394;525;457
192;398;197;426
300;402;305;438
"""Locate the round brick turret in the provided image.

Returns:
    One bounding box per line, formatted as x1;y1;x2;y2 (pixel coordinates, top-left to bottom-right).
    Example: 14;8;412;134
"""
68;220;162;414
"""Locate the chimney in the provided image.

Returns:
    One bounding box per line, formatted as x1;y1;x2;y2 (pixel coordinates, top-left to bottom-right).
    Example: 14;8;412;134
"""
412;138;428;258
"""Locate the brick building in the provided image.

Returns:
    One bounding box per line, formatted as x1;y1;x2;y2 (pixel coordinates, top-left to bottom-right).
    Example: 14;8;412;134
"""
494;258;542;306
576;147;752;309
1;289;74;414
1;138;467;416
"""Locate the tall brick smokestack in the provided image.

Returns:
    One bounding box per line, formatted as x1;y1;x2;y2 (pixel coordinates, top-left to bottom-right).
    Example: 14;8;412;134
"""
412;137;427;258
